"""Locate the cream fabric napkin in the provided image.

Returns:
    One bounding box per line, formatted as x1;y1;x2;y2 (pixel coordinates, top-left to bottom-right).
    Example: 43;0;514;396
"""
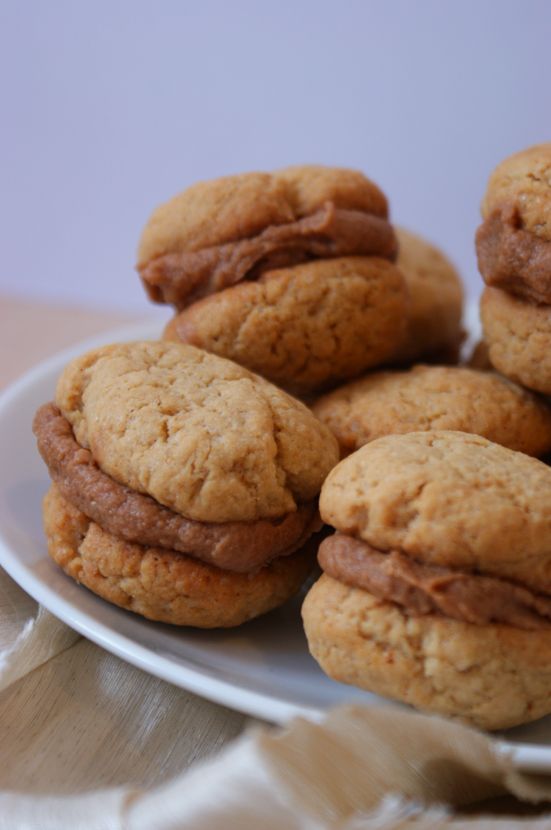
2;565;551;828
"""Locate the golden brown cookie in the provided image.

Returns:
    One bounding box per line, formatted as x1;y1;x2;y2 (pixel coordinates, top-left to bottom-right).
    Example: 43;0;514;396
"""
303;429;551;729
482;143;551;242
320;430;551;589
480;286;551;394
136;166;406;393
35;341;338;627
56;341;339;523
391;228;464;363
163;258;409;394
312;364;551;457
34;402;320;573
477;144;551;304
137;166;390;268
45;485;314;628
137;168;397;310
302;575;551;730
274;165;389;218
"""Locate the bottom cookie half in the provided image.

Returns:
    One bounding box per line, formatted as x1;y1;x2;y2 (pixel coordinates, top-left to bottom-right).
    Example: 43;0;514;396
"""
302;574;551;730
481;287;551;395
44;485;315;628
164;256;408;394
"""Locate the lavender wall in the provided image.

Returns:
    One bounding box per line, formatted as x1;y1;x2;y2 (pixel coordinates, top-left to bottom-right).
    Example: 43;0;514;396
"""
1;0;549;312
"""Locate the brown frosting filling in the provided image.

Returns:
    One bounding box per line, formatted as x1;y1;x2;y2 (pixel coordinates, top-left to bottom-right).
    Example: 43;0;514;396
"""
319;532;551;630
139;203;398;310
33;403;321;573
476;204;551;304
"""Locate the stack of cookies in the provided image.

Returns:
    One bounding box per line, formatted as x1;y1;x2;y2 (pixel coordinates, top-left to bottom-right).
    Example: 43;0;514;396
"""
477;143;551;394
301;152;551;730
137;167;468;393
311;152;551;460
33;157;551;732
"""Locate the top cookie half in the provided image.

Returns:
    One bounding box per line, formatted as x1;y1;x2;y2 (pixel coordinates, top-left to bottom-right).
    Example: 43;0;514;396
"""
476;143;551;303
320;430;551;590
136;165;397;309
55;341;339;523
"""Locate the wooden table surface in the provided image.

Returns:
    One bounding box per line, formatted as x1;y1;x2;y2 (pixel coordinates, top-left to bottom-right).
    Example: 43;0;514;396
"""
0;293;260;792
1;294;151;388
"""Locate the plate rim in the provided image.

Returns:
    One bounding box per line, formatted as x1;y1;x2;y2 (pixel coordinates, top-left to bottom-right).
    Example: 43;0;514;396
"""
1;318;551;772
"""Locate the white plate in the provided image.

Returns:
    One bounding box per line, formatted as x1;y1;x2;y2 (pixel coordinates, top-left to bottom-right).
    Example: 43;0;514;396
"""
0;320;550;774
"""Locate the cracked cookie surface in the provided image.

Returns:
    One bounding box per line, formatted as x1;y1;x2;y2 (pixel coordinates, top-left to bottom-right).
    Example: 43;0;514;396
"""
55;340;339;523
137;165;390;267
33;402;321;572
138;166;404;392
482;143;551;242
302;574;551;730
320;430;551;589
313;364;551;457
164;257;409;394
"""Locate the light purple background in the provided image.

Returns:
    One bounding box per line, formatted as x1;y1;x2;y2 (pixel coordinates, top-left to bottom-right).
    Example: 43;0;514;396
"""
1;1;550;313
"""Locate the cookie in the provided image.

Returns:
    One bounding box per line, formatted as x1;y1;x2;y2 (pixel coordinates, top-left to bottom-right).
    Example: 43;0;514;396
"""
164;257;409;394
303;430;551;728
35;341;339;627
312;364;551;457
482;143;551;241
320;430;551;586
55;341;337;523
476;143;551;304
302;575;551;730
392;228;464;363
45;485;314;628
137;166;407;393
137;166;394;301
480;286;551;395
34;402;320;572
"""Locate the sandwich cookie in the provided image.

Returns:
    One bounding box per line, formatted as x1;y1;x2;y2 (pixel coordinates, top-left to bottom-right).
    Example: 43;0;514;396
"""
302;430;551;729
137;166;409;393
476;143;551;305
477;144;551;393
34;341;339;627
